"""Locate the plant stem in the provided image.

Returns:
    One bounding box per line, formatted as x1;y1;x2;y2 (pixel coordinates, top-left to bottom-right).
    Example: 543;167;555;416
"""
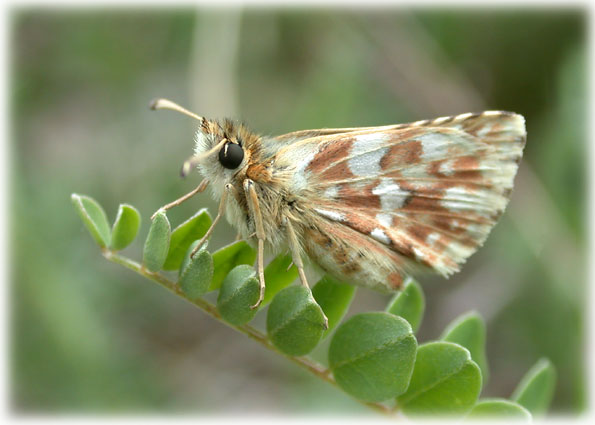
102;250;393;416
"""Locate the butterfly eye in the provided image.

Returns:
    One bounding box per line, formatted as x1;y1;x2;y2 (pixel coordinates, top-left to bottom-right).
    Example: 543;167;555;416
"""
218;142;244;169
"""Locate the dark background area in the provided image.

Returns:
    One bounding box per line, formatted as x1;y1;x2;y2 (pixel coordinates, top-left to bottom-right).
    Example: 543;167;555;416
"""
11;7;587;414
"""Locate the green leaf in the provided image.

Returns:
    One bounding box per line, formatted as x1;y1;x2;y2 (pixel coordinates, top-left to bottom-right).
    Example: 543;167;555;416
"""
71;193;111;248
109;204;141;251
142;210;171;272
511;358;556;415
441;311;489;382
312;275;356;337
398;341;482;416
386;277;425;333
267;285;326;356
329;312;417;402
217;265;260;326
261;254;299;306
178;241;213;300
467;399;532;420
210;241;257;291
163;209;212;271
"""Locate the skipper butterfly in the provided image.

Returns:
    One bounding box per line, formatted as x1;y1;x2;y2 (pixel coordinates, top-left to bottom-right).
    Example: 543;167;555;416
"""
150;99;526;328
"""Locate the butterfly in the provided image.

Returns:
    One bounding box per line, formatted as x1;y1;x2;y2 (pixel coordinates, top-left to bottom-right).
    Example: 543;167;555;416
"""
150;98;526;328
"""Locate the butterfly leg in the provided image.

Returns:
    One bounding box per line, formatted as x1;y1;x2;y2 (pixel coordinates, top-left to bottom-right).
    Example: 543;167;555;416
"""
285;220;329;330
243;179;266;310
190;183;234;258
151;179;209;220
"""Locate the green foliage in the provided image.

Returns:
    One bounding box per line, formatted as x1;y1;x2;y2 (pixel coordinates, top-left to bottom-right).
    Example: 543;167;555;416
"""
217;265;260;326
467;398;531;419
178;241;213;300
210;241;256;291
385;277;425;333
71;194;111;248
142;210;171;272
163;209;212;271
512;358;557;415
398;342;482;416
110;204;141;251
266;285;326;356
72;194;558;417
329;312;416;402
441;311;489;382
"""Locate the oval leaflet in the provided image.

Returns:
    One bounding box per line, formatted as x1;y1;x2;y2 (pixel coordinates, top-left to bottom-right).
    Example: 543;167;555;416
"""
329;312;417;402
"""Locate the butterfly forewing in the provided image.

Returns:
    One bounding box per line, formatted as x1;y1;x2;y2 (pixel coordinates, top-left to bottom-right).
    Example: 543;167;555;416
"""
278;111;526;285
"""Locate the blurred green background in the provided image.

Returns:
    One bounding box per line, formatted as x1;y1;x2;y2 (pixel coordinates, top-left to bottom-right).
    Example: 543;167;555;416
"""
11;7;587;414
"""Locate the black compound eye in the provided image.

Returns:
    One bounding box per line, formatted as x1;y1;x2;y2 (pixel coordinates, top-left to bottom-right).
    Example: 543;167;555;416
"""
218;142;244;169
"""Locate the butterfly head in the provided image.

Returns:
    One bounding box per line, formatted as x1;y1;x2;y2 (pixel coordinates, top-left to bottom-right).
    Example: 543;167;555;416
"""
188;118;252;179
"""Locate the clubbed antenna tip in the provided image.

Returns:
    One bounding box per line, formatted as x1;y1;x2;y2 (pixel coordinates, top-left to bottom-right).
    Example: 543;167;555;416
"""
148;98;204;122
180;161;193;178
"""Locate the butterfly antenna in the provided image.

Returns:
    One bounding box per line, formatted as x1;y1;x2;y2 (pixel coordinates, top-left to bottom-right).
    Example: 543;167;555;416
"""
149;98;204;122
150;98;217;177
180;138;228;178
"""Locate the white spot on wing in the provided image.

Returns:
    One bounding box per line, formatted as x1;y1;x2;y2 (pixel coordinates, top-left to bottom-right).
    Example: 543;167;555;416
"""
371;228;391;245
440;186;473;211
372;178;410;211
426;232;441;246
315;208;345;222
290;149;317;191
418;133;451;161
323;186;339;199
376;212;393;228
438;159;456;176
347;133;389;176
412;246;425;261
